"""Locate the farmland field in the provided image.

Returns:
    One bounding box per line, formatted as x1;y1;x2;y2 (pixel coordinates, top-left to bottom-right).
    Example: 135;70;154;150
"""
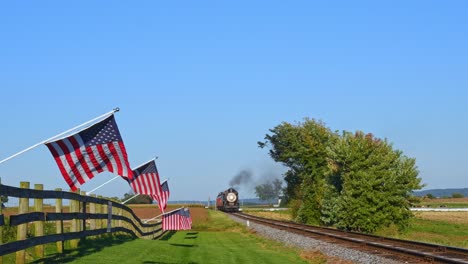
419;197;468;208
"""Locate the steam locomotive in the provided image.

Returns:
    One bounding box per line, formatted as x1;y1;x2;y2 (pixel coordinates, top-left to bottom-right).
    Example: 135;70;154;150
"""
216;188;239;212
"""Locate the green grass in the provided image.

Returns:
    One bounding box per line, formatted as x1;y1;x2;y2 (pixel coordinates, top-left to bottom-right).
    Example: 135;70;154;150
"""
192;210;243;232
20;211;316;264
376;218;468;248
401;218;468;248
62;231;310;264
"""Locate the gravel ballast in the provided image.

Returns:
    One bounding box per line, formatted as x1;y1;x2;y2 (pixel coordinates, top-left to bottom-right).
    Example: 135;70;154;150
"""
228;215;404;264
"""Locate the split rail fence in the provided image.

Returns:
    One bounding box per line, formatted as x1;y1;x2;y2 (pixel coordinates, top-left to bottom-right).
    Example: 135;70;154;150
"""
0;181;163;264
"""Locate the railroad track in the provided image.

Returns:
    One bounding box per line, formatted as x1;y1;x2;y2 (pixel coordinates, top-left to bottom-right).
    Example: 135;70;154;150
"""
232;212;468;264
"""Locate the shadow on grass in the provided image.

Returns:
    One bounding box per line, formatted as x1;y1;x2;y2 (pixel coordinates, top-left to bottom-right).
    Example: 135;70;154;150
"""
142;262;197;264
159;231;177;241
185;232;198;239
169;243;196;248
142;262;198;264
30;234;135;264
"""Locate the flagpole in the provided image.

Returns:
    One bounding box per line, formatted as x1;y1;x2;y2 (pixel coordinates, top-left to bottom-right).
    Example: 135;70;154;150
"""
86;176;120;195
143;205;181;223
122;194;139;204
86;157;159;195
144;207;183;223
161;207;184;216
144;214;163;223
0;108;119;165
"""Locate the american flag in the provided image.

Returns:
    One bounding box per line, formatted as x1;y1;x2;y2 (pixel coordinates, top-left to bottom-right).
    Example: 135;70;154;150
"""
181;208;192;229
128;159;166;213
162;208;192;231
45;115;133;191
153;180;169;211
129;160;161;195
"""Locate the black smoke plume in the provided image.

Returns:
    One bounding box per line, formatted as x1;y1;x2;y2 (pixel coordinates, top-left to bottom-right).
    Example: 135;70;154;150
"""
229;170;253;187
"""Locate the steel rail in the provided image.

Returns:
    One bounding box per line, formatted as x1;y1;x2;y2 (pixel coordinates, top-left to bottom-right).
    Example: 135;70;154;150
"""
233;212;468;264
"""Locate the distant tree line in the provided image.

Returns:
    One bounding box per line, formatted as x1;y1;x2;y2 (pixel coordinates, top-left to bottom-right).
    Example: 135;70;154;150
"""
122;192;153;204
425;192;465;199
254;178;283;203
258;118;423;233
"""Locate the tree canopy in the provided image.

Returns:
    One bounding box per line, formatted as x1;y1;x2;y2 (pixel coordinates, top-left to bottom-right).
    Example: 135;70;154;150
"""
259;118;422;233
122;191;152;204
255;178;283;202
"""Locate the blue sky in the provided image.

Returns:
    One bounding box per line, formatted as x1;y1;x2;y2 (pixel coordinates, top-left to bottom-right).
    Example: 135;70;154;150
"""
1;1;467;202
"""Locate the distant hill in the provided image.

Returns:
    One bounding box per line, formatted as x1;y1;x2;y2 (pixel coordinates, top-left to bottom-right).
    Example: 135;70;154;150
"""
413;188;468;198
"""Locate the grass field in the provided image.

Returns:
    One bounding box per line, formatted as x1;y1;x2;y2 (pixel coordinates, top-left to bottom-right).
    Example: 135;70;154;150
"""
5;210;338;264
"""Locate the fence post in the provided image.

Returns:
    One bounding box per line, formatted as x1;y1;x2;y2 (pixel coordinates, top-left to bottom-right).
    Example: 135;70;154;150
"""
100;197;106;232
80;191;87;241
118;207;122;230
70;189;80;248
90;194;96;231
107;201;112;233
96;196;101;232
55;188;63;253
34;184;44;258
16;181;29;264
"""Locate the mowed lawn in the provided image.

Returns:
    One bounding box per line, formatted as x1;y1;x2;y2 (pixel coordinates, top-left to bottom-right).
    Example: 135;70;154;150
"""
32;209;318;264
64;231;309;264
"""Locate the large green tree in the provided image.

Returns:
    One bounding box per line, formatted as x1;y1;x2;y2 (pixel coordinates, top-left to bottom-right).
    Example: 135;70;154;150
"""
258;118;337;224
323;132;422;232
260;119;423;233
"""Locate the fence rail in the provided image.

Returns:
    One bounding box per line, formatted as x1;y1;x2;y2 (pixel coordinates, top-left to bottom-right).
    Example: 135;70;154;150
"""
0;181;163;264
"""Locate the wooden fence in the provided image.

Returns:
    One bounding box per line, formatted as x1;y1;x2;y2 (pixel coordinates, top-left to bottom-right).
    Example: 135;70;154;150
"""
0;181;164;264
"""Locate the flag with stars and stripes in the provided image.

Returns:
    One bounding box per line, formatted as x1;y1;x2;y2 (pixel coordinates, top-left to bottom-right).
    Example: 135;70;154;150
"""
162;208;191;231
128;159;165;213
45;115;133;191
181;207;192;229
152;180;169;212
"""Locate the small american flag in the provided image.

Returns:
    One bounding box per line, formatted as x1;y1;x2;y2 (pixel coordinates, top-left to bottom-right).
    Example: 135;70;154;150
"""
128;159;166;213
45;115;133;191
129;160;161;195
162;208;191;231
154;180;169;211
181;208;192;229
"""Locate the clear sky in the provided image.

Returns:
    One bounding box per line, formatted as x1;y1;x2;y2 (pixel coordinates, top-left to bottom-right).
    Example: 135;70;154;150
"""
1;1;467;203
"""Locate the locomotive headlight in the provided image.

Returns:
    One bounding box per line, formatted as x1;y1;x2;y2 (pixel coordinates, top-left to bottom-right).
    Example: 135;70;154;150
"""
226;192;237;202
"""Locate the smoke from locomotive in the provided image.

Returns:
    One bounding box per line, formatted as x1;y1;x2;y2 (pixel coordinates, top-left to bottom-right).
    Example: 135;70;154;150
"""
216;188;240;212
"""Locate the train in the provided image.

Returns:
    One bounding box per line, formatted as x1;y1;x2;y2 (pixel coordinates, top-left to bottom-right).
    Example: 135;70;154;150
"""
216;187;240;212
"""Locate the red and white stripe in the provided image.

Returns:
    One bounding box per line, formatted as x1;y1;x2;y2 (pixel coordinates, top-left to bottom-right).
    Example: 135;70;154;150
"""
46;134;132;191
161;208;192;231
162;210;183;231
130;172;161;195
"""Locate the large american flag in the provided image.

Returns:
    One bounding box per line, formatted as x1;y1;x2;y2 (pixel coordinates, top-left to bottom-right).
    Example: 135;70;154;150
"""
162;208;192;231
45;115;133;191
128;159;166;213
